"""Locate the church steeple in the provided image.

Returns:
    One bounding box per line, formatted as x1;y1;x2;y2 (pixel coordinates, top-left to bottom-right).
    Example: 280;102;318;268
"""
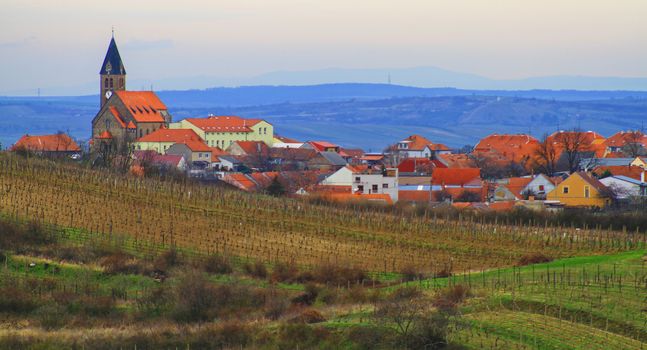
100;34;126;107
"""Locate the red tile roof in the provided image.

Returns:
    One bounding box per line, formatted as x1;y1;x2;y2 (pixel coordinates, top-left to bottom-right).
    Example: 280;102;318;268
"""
497;177;533;199
309;141;339;152
109;106;126;128
180;139;211;152
275;135;301;143
488;201;517;211
12;134;81;152
432;168;481;186
576;172;607;192
136;128;203;143
399;134;449;151
474;134;539;163
231;141;270;156
114;91;167;123
604;131;647;149
185;116;263;133
436;154;475;168
397;158;438;173
324;193;393;205
592;165;645;181
360;154;385;161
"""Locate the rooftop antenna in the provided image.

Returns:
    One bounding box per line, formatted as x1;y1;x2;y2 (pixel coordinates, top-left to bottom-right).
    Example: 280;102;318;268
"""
388;73;392;85
112;26;115;38
150;84;153;91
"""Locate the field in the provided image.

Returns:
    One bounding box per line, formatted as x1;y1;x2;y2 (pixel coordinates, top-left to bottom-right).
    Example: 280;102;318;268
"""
0;153;645;349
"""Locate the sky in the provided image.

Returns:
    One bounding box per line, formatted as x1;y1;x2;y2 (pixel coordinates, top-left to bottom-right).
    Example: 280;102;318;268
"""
1;0;647;95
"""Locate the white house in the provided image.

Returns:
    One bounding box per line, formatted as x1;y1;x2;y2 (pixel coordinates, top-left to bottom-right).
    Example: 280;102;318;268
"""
600;175;647;199
395;135;451;159
522;174;558;199
351;168;399;203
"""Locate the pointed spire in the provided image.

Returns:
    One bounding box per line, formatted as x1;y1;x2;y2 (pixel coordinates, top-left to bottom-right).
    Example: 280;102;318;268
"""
100;35;126;75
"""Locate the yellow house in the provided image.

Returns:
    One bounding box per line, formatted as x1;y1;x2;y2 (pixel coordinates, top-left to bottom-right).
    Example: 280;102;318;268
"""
133;128;206;153
170;116;274;149
630;156;646;169
547;172;610;208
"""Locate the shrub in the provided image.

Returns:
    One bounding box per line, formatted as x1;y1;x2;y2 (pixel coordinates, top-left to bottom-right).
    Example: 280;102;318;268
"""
243;261;268;279
154;249;183;272
136;286;173;317
289;309;326;324
346;325;395;350
34;304;69;330
271;261;299;283
433;284;471;311
312;264;370;286
79;295;116;317
171;269;217;322
202;254;233;275
389;286;422;301
0;286;38;313
100;252;142;275
401;264;424;281
316;287;339;305
516;253;553;266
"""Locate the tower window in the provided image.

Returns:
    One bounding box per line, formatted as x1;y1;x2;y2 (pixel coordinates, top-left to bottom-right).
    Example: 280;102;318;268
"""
119;78;124;88
104;79;109;88
109;78;114;88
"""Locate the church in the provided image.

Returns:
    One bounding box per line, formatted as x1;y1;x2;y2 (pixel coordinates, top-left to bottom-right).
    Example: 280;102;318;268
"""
91;35;172;150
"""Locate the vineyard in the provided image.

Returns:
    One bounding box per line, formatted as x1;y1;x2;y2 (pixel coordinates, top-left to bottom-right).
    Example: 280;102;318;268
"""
0;154;644;273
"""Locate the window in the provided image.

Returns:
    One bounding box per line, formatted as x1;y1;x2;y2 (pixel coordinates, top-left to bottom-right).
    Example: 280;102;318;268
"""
146;129;150;135
383;183;388;189
372;184;378;192
105;119;111;130
357;185;364;193
563;186;569;194
355;177;360;183
139;129;143;138
538;185;545;191
104;79;109;88
584;186;590;198
119;78;124;88
109;78;113;88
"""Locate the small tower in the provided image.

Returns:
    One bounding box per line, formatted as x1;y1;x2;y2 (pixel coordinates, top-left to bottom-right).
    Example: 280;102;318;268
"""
99;32;126;107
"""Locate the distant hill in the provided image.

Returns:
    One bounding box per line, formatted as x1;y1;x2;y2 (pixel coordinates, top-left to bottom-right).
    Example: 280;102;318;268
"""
1;83;647;150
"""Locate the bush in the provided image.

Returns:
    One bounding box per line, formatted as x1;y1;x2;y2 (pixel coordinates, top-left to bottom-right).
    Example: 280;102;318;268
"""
271;261;299;283
0;286;38;313
289;309;326;324
401;264;424;281
79;295;116;317
312;263;370;286
346;325;395;350
100;252;142;275
291;283;320;306
433;284;471;311
243;261;268;279
516;253;553;266
34;304;69;330
154;249;183;272
171;269;217;322
136;286;173;317
389;286;422;301
202;254;233;275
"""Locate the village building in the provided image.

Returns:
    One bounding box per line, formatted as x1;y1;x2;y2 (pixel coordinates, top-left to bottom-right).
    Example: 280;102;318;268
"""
492;177;533;201
603;131;647;155
546;172;610;208
599;175;647;200
431;168;485;202
165;141;212;164
522;174;560;199
171;115;274;149
11;133;81;157
91;36;172;150
132;128;205;153
473;134;539;165
392;135;450;159
301;141;341;153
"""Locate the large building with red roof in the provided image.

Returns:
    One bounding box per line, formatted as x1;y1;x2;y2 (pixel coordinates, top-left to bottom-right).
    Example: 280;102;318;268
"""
172;115;274;149
91;36;172;150
431;168;486;202
473;133;539;165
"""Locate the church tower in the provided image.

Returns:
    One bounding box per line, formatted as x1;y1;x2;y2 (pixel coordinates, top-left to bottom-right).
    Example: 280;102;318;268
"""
99;34;126;107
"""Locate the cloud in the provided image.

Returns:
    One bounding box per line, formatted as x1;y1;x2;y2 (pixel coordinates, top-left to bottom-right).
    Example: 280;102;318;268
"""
122;39;174;51
0;36;37;49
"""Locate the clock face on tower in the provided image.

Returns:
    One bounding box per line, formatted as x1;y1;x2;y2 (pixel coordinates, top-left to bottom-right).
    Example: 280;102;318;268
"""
105;90;113;99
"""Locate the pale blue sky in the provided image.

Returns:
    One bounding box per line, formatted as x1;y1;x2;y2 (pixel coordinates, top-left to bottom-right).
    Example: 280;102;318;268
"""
1;0;646;94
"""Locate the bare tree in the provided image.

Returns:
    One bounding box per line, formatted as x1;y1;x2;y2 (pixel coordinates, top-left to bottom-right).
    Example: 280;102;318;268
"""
554;129;587;173
533;133;558;176
621;130;646;158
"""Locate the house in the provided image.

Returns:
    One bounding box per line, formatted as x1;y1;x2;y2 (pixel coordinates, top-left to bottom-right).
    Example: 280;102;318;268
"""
11;133;81;157
91;37;173;150
133;151;187;171
359;153;386;167
473;134;539;165
599;175;647;199
272;135;302;148
393;135;450;159
339;148;365;164
521;174;559;199
630;157;647;169
319;165;398;202
218;155;243;172
546;172;610;208
307;152;348;171
603;131;647;154
579;157;636;171
351;168;399;202
133;128;205;153
165;140;212;165
492;177;533;201
171;115;274;149
435;153;476;168
398;180;432;203
227;141;270;157
302;141;341;153
269;148;318;170
397;158;444;175
592;165;646;181
431;168;485;202
547;130;607;159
